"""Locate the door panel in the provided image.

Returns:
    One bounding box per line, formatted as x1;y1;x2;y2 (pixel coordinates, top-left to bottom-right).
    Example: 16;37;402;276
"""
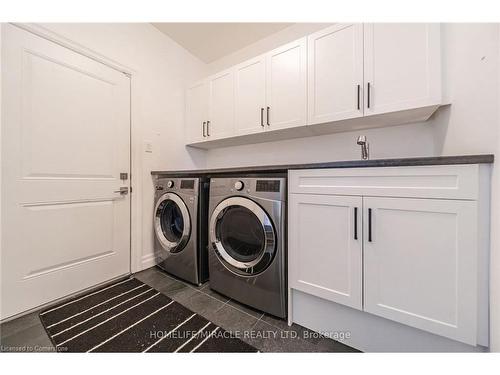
186;80;208;143
364;23;441;115
308;24;364;125
266;38;307;130
208;69;235;139
289;194;362;310
22;50;116;179
234;56;266;135
363;197;477;345
1;25;131;319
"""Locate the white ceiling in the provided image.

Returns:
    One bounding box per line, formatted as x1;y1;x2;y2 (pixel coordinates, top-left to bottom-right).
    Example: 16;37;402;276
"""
152;23;294;63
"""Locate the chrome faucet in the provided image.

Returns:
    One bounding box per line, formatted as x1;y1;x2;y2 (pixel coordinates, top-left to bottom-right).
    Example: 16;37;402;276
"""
357;135;369;160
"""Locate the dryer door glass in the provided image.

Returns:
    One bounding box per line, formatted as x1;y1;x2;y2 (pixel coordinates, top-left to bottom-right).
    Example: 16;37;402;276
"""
217;206;265;263
211;197;276;275
154;193;191;253
160;200;184;243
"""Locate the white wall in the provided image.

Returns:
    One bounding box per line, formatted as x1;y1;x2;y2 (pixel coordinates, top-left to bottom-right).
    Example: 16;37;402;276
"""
432;24;499;156
36;23;208;271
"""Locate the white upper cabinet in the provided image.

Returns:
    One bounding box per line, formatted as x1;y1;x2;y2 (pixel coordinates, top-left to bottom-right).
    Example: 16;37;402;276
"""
363;197;477;345
185;80;208;143
186;23;443;148
363;23;442;115
208;69;235;139
266;38;307;130
234;55;267;135
308;24;364;124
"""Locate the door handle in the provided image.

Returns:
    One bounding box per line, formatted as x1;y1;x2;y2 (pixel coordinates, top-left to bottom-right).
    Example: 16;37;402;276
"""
368;208;372;242
354;207;358;240
266;106;270;126
357;84;360;110
260;108;264;127
207;120;210;136
114;187;129;195
202;121;206;137
367;82;371;109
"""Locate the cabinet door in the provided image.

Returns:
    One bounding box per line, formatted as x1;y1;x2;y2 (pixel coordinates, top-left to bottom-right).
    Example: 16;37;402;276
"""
234;55;266;135
307;24;364;125
363;197;477;345
185;80;208;143
364;23;441;115
289;194;363;310
208;69;235;139
265;38;307;131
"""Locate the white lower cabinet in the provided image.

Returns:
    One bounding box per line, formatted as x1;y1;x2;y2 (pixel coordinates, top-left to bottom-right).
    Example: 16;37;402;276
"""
289;194;362;310
363;197;477;345
288;165;489;347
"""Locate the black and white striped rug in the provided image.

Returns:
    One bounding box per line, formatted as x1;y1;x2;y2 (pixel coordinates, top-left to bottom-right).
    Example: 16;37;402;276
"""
39;278;258;353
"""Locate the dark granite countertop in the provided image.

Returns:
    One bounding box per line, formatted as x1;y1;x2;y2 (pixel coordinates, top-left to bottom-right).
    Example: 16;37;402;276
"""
151;154;494;177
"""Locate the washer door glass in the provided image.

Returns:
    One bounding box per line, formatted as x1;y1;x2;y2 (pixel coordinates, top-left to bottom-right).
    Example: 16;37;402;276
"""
211;197;276;276
160;200;184;243
154;193;191;253
217;206;265;263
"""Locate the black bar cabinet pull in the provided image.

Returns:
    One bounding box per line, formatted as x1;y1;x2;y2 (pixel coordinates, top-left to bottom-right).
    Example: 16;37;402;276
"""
260;108;264;127
354;207;358;240
207;121;210;136
367;82;371;109
267;106;270;126
368;208;372;242
202;121;206;137
357;84;360;110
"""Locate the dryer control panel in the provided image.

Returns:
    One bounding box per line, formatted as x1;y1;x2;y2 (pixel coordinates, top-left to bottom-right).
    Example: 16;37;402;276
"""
210;177;286;202
256;180;280;192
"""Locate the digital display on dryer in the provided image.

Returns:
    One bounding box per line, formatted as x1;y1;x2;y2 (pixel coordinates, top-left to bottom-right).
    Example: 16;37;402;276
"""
256;180;280;192
180;180;195;189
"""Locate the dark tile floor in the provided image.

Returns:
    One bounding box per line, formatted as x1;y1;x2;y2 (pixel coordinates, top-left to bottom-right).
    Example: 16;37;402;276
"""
0;266;359;353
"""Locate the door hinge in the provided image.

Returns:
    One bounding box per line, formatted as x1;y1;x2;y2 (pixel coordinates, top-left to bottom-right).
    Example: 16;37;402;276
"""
130;186;133;193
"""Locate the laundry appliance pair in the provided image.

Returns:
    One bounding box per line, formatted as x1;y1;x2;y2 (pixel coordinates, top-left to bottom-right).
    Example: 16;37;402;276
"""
153;174;287;318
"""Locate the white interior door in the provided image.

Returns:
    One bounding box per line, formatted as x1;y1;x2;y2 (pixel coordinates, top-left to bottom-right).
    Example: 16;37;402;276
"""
363;196;477;345
363;23;442;115
1;25;131;319
307;24;364;125
234;55;266;135
208;69;235;139
289;194;363;310
265;37;307;131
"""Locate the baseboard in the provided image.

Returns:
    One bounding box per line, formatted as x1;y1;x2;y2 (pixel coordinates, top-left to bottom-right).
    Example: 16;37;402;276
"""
291;289;488;353
140;252;158;271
